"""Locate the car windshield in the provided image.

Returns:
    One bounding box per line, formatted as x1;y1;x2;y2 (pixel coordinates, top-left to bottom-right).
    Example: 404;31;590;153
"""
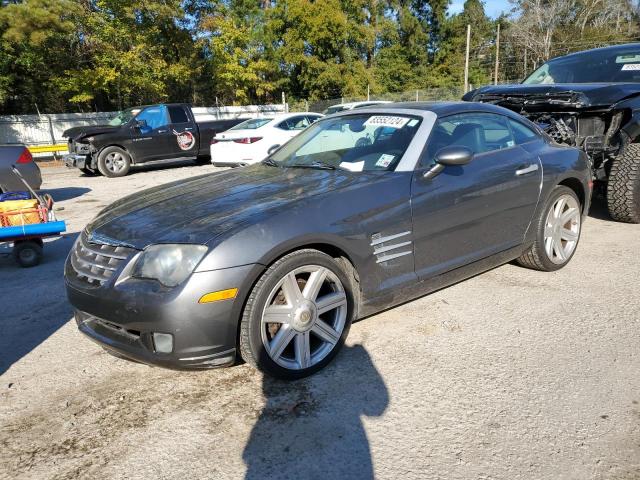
524;48;640;84
108;108;140;126
230;118;272;130
268;113;422;172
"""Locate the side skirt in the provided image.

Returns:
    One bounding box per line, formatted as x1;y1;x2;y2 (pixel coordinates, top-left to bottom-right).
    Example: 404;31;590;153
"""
359;245;525;318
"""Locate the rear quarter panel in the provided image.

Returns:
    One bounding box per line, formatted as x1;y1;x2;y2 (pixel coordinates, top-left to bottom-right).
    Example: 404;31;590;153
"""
523;141;591;245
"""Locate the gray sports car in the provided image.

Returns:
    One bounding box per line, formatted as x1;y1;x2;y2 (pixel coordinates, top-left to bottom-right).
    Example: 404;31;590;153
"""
65;102;591;379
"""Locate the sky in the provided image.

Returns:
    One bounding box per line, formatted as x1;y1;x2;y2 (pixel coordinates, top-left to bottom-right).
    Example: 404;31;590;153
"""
448;0;512;19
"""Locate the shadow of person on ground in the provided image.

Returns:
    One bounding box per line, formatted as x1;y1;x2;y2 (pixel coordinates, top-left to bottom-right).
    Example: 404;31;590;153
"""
0;232;77;375
243;344;388;480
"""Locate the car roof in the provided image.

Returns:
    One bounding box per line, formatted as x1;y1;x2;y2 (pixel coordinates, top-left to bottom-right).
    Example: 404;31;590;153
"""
550;42;640;62
353;101;526;120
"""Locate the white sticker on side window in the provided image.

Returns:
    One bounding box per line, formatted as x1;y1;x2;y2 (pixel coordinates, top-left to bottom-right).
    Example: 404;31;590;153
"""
364;116;410;129
621;63;640;71
375;154;395;168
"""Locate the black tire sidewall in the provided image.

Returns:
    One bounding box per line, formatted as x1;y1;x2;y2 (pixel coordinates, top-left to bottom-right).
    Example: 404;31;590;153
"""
14;241;43;268
244;251;355;380
534;186;582;271
97;146;131;178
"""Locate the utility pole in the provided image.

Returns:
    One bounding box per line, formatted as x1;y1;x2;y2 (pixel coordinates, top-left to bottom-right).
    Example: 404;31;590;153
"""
367;84;370;101
494;23;500;85
524;48;528;78
464;24;471;93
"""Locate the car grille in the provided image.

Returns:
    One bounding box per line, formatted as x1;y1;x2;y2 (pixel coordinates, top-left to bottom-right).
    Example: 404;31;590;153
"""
69;232;136;287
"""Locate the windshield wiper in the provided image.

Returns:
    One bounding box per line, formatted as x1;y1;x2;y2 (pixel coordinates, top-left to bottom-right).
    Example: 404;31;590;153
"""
288;161;343;170
261;157;279;167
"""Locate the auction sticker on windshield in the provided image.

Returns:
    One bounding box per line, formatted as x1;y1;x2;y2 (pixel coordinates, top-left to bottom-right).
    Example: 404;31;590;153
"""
364;115;410;129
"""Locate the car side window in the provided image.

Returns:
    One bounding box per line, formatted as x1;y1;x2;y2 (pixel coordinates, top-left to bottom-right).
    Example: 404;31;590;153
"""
508;119;539;144
277;116;309;131
168;105;190;124
421;112;515;167
306;115;321;124
136;106;169;133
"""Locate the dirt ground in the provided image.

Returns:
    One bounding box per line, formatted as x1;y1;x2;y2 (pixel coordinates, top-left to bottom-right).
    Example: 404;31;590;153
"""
1;161;639;480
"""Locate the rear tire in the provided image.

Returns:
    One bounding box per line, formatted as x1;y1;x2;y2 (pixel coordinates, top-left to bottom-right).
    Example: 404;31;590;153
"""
14;240;43;268
517;186;582;272
97;146;131;178
239;249;357;379
607;143;640;223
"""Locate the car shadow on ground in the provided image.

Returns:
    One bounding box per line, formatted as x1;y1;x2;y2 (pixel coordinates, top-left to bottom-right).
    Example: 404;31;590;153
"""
42;187;91;202
0;232;77;375
243;344;388;480
588;195;615;221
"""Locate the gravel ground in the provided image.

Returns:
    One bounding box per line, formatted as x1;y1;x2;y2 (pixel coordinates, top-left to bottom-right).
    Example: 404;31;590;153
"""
1;162;639;480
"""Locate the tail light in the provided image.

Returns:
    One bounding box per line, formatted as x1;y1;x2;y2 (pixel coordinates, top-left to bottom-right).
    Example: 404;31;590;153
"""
210;138;219;145
233;137;262;144
16;148;33;164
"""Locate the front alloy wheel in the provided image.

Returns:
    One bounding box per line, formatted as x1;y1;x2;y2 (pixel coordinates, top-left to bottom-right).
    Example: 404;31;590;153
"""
240;250;355;379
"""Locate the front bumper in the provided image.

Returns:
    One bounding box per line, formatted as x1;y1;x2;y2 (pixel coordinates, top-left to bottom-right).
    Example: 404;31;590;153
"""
66;260;264;370
64;153;90;169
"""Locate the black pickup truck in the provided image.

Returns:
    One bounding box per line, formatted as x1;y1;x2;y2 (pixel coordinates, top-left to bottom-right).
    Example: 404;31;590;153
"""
63;103;246;177
464;43;640;223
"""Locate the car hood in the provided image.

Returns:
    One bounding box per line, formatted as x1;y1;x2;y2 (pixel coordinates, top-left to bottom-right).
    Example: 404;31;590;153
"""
465;83;640;109
63;124;119;140
86;165;362;249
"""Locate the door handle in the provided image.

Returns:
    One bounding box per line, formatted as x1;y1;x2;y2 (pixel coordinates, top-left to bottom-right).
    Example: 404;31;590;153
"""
184;127;193;131
158;129;168;133
515;164;539;176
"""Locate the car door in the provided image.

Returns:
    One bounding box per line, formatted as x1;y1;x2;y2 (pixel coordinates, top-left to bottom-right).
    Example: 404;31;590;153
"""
127;105;173;162
411;112;542;279
167;105;199;158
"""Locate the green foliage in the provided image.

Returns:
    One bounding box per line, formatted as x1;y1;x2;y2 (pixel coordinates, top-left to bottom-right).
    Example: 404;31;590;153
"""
0;0;638;113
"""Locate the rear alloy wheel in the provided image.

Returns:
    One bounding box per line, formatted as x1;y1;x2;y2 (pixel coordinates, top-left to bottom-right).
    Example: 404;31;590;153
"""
240;250;356;379
97;146;131;178
517;186;582;271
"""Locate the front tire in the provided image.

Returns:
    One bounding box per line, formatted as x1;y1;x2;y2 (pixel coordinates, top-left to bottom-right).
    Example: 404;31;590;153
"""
517;186;582;271
97;146;131;178
239;249;357;379
607;143;640;223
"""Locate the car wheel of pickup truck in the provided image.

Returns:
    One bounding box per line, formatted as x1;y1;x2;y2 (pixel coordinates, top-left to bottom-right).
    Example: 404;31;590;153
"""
239;249;356;379
517;186;582;272
607;143;640;223
97;146;131;178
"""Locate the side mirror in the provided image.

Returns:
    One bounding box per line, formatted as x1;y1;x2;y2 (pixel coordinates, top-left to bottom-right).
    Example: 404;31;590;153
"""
423;146;474;180
134;119;148;130
267;144;281;155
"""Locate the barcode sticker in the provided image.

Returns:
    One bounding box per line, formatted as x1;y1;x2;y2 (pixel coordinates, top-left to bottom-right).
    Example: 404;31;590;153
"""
364;116;410;129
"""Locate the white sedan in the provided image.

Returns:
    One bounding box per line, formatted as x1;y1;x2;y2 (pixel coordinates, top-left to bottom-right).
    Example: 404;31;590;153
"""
210;112;323;166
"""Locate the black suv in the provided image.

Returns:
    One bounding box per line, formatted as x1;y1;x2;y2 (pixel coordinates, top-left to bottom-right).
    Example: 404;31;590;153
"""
464;43;640;223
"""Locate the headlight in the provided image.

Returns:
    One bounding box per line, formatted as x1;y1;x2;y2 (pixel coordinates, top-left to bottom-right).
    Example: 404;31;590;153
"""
132;244;208;287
